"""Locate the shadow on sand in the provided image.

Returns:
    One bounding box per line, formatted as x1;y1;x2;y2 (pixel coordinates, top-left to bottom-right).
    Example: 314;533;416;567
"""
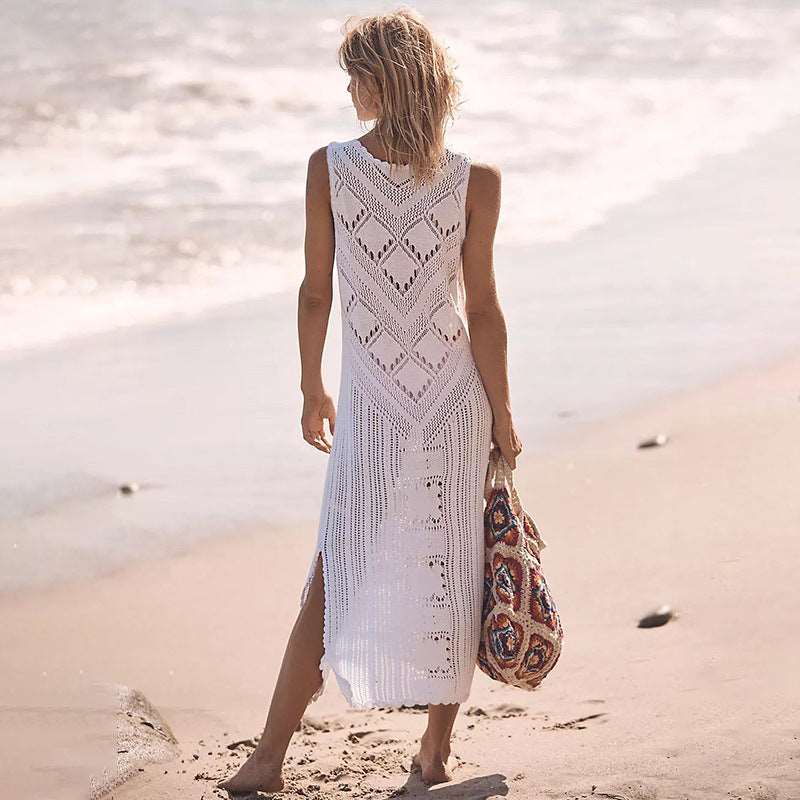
397;771;509;799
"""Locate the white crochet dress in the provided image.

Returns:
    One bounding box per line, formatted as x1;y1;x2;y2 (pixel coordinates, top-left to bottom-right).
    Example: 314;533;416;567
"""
300;137;493;708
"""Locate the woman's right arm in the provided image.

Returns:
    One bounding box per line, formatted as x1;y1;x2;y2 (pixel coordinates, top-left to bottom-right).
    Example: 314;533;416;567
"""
461;162;523;468
298;146;336;454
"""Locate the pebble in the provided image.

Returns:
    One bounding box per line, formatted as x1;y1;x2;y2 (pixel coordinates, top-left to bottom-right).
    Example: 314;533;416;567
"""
638;604;674;628
637;433;669;449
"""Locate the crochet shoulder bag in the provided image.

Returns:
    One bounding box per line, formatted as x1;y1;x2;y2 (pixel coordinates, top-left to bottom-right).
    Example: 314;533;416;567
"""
478;445;564;689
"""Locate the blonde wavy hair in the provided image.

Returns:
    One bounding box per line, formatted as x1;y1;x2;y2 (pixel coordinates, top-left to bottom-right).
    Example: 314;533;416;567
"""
337;7;462;186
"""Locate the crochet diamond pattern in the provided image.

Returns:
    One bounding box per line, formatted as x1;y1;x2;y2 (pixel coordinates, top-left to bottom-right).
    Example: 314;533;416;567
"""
300;137;493;708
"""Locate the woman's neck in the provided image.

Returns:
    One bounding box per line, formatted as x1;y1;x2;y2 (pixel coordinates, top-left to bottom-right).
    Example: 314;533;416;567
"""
360;129;412;163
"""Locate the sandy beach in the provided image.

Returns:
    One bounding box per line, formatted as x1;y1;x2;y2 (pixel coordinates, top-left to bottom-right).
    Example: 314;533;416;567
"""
2;344;798;799
3;5;800;799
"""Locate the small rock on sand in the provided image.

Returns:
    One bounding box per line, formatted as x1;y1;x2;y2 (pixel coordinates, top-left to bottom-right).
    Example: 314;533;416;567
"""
637;433;669;449
638;604;674;628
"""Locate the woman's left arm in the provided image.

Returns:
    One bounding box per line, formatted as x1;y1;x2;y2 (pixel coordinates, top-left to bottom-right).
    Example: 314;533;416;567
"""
298;146;336;454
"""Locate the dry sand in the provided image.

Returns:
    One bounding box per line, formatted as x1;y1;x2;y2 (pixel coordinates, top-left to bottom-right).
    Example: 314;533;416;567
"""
2;346;799;800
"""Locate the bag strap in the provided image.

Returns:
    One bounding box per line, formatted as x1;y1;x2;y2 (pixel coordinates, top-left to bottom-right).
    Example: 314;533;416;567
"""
484;445;516;497
484;445;521;512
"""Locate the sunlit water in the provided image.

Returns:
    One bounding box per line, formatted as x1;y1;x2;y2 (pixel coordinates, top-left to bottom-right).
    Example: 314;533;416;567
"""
2;0;800;351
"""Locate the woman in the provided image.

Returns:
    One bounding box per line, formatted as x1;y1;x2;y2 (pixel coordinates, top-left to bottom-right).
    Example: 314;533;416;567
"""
219;8;521;793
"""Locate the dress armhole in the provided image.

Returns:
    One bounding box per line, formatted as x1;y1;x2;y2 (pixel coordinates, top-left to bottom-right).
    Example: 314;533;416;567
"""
325;141;338;208
461;153;471;237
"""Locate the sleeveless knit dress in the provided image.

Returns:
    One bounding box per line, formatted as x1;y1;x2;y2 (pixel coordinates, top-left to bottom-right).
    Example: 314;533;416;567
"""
299;137;493;709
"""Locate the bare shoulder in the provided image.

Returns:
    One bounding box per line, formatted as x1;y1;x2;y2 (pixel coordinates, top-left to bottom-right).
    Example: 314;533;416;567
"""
468;161;501;186
466;161;501;221
306;145;331;201
307;145;330;176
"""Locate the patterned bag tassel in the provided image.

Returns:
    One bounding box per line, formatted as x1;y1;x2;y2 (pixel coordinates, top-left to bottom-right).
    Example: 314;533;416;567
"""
477;445;564;690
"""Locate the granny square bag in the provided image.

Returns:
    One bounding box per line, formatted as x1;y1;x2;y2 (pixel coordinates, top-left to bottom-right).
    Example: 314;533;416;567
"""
478;445;564;689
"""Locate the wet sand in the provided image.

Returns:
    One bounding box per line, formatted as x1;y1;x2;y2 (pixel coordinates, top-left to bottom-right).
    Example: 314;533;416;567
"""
2;346;798;799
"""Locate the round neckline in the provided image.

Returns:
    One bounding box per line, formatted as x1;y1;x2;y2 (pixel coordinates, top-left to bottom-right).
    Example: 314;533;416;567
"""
351;137;411;170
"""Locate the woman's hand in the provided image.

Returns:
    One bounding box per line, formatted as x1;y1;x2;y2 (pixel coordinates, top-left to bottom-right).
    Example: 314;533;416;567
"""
301;392;336;454
491;413;522;469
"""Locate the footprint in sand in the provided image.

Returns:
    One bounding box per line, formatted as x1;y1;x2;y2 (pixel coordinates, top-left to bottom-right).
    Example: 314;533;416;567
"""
542;712;607;730
347;729;401;746
298;715;347;734
465;703;529;720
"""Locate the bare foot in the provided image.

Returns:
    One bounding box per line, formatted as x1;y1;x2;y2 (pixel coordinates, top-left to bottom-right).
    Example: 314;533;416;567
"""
216;748;284;794
411;744;450;770
410;737;452;785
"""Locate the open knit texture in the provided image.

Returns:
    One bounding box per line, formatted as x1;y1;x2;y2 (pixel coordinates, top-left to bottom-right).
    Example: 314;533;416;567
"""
299;137;493;709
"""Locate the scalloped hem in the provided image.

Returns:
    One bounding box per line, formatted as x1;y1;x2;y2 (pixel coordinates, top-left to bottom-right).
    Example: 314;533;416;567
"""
335;688;474;710
308;648;475;710
315;657;475;710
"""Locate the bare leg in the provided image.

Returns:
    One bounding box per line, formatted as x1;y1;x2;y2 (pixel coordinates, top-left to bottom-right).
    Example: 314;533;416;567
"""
412;702;459;785
217;553;326;793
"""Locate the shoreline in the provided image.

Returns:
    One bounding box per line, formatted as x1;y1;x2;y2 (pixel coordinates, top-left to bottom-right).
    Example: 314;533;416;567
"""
3;335;798;605
3;344;799;799
3;111;800;595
